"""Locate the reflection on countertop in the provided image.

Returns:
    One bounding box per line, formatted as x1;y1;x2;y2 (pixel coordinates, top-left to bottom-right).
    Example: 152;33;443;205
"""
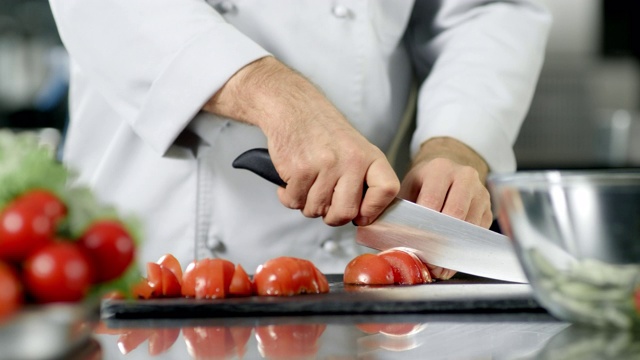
85;313;578;360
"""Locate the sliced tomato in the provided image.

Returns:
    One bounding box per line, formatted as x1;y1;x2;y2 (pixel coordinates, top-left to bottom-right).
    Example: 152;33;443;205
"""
255;324;326;358
157;253;183;285
146;262;163;291
141;262;181;298
160;266;181;297
23;242;93;303
378;249;432;285
343;253;395;285
181;258;235;299
0;261;22;320
228;264;253;297
132;279;156;300
253;257;329;296
182;326;235;359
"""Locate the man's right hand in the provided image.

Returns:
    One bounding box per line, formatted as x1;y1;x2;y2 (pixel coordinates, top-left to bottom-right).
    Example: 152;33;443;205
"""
204;56;399;226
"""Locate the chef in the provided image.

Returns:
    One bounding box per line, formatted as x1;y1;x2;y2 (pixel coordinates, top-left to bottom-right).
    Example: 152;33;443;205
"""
47;0;551;275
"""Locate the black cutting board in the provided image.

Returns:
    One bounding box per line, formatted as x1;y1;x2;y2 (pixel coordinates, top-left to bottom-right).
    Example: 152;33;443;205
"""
101;274;542;319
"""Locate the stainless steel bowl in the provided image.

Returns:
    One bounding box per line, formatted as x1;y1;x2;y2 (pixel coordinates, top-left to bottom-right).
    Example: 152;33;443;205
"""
488;170;640;328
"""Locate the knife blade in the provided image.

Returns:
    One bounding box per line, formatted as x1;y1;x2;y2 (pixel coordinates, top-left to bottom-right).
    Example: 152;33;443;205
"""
232;148;528;283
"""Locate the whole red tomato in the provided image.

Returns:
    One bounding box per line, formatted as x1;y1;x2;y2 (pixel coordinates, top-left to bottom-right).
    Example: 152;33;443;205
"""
14;189;67;223
0;261;22;320
77;220;135;283
23;242;94;303
0;199;55;262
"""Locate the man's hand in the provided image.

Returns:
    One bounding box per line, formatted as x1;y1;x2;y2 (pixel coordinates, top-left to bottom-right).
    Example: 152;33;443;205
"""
204;56;400;226
398;136;492;279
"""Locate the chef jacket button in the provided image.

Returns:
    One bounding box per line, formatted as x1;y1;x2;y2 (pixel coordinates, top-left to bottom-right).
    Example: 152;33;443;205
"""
206;236;226;253
208;0;237;15
321;239;340;254
331;5;352;19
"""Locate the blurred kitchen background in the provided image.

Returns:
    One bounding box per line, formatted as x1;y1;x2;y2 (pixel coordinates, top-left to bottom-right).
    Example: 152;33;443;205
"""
0;0;639;169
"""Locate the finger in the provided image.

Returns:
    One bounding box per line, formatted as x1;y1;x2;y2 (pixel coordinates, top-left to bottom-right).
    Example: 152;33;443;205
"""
480;208;494;229
353;159;399;226
277;170;316;210
414;171;450;212
464;188;492;227
464;196;486;227
398;171;420;202
427;264;457;280
440;178;473;221
324;174;363;226
302;171;336;218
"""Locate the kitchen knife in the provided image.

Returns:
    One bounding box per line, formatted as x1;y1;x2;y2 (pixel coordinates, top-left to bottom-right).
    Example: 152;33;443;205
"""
232;148;528;283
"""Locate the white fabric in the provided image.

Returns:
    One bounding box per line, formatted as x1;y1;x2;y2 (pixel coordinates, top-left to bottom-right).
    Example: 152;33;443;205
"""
49;0;551;273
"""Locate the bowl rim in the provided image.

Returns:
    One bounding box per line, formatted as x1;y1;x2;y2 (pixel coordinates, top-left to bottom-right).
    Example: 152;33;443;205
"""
488;169;640;187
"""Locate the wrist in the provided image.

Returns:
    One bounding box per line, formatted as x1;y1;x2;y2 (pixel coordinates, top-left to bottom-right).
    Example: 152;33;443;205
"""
203;56;328;134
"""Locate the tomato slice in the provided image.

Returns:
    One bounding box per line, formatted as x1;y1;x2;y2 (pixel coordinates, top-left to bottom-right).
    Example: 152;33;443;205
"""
157;254;183;285
142;262;181;298
228;264;253;297
132;279;156;300
253;257;329;296
146;262;163;292
343;253;395;285
378;249;432;285
160;266;182;297
181;258;235;299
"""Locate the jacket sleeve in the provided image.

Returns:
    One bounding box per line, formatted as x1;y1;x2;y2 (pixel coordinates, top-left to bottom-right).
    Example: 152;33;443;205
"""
405;0;552;173
49;0;270;155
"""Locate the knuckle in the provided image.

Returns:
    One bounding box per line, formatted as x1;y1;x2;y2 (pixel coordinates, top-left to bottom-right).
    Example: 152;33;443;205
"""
303;205;327;218
459;165;479;179
446;206;467;220
325;206;358;226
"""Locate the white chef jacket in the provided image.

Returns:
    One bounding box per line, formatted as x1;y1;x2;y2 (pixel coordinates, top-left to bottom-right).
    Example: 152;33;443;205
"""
49;0;551;273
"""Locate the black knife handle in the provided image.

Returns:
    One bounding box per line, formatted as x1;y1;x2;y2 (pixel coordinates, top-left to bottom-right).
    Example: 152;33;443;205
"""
232;148;287;188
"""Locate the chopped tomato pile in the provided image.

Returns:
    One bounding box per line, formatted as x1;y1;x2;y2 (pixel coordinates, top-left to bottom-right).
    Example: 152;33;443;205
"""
343;248;433;285
0;189;136;320
132;254;329;299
